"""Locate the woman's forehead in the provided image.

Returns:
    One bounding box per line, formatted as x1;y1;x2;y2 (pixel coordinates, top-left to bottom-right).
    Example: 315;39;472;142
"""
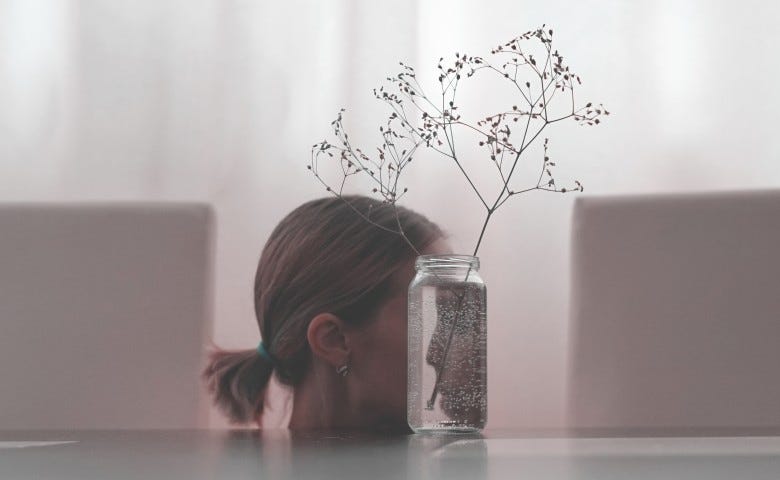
387;237;453;294
426;238;454;256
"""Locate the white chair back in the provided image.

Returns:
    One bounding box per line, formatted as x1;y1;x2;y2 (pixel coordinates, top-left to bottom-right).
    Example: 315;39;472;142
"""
0;203;214;429
568;190;780;430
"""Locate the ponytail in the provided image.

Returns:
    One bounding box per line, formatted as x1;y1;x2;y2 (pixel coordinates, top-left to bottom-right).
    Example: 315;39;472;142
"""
201;346;274;424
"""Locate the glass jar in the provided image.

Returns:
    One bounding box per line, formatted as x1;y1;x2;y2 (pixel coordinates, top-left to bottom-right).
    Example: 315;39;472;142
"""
407;254;487;433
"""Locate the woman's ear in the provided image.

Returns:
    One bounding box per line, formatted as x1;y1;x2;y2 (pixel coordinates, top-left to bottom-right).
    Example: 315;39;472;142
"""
306;313;350;367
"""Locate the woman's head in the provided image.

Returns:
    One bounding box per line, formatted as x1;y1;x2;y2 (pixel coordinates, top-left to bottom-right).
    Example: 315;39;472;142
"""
203;195;447;426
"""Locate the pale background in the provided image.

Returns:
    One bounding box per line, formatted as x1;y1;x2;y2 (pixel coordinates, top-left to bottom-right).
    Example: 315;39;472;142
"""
1;0;779;429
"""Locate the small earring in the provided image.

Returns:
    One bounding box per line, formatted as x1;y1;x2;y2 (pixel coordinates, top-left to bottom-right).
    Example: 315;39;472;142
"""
336;364;350;377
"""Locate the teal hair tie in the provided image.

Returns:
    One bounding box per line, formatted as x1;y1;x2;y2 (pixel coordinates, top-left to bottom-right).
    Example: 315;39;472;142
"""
257;341;273;363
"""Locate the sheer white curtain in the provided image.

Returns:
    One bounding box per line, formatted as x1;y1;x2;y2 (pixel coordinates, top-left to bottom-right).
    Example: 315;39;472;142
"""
2;0;779;429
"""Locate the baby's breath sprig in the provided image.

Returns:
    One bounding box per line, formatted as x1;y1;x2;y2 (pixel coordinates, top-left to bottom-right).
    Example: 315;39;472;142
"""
310;26;607;409
311;25;607;256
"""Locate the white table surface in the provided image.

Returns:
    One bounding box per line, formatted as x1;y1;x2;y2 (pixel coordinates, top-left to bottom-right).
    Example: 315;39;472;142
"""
2;429;780;479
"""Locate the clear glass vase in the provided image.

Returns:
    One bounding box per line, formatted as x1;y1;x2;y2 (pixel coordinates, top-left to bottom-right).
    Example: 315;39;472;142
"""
407;254;487;433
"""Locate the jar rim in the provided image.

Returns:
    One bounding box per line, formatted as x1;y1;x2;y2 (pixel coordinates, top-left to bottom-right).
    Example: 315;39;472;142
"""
415;254;480;270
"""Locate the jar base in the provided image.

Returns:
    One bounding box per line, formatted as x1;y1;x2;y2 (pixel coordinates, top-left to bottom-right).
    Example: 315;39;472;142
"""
411;424;483;435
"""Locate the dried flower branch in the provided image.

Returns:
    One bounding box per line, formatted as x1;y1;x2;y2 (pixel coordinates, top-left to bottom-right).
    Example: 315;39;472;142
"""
310;25;607;411
311;25;607;254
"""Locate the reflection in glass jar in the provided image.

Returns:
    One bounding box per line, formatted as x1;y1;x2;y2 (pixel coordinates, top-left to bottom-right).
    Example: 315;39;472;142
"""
408;255;486;433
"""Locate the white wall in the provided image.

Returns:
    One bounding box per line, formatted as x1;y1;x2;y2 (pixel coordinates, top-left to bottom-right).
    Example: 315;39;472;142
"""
1;0;779;429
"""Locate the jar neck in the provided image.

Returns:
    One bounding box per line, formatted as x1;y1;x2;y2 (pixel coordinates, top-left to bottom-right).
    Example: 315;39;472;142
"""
415;254;480;273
